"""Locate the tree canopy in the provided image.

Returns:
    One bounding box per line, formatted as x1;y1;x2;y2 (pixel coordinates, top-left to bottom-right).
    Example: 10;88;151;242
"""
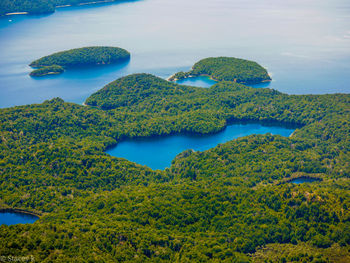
30;46;130;68
0;61;349;262
0;0;127;15
169;57;272;84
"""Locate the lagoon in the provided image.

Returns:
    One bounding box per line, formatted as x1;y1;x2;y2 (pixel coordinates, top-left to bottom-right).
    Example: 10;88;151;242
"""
0;0;349;108
0;211;39;225
106;123;295;170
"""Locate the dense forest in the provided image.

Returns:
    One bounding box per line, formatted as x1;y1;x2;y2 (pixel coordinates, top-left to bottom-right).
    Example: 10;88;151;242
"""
0;61;349;261
30;65;64;77
30;46;130;68
169;57;272;85
0;0;125;15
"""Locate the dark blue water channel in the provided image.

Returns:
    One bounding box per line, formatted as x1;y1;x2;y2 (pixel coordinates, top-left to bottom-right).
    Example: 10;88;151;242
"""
106;123;295;170
0;211;39;225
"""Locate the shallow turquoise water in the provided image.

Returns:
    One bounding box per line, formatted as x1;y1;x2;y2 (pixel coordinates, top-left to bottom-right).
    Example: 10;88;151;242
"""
0;0;349;108
175;76;217;88
106;123;295;170
0;212;39;225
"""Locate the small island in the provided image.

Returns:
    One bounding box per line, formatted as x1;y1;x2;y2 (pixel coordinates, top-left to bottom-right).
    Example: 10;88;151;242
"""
169;57;271;85
29;65;64;77
0;0;128;16
29;46;130;77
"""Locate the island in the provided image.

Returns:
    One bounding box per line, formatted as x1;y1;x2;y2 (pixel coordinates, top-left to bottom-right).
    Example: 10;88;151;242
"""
0;58;349;262
29;65;64;77
168;56;272;85
29;46;130;77
0;0;128;16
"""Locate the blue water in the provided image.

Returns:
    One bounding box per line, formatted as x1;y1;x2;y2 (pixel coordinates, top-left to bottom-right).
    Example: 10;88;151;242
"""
106;123;295;170
0;212;39;225
290;177;321;184
0;0;349;108
175;76;273;89
175;76;217;88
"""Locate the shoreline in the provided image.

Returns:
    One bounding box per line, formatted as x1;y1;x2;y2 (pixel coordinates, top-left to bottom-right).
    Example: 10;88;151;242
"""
5;12;29;16
168;73;271;85
3;0;120;17
0;208;41;218
277;173;324;185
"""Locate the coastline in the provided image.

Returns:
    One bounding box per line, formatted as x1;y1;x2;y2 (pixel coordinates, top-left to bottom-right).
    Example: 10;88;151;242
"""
168;72;272;85
5;12;29;16
3;0;120;17
0;208;41;218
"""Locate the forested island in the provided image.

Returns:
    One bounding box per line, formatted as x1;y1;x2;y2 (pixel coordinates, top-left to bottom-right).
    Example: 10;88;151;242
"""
29;46;130;76
0;0;126;16
169;57;272;85
0;58;349;262
29;65;64;77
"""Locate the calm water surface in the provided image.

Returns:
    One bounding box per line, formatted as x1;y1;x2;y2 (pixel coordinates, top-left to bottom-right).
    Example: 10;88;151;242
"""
0;0;349;108
106;123;295;170
0;212;39;225
175;76;217;88
290;177;321;184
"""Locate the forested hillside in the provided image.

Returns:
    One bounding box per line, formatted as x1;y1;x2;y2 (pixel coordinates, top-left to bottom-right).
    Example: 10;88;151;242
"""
0;69;349;261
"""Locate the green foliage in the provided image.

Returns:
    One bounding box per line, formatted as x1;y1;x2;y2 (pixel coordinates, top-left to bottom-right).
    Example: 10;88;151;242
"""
0;0;55;15
0;64;349;261
0;0;126;15
169;57;271;84
29;65;64;77
29;46;130;68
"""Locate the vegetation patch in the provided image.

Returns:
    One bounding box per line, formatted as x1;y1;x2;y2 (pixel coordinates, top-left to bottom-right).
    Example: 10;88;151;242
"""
29;65;64;77
29;46;130;77
169;57;271;84
0;57;349;261
0;0;129;16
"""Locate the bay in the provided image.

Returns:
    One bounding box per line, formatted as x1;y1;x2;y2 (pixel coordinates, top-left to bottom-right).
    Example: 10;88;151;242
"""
0;0;349;108
106;123;295;170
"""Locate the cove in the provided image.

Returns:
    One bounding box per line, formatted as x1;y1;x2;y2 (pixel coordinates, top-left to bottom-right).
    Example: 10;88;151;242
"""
290;177;322;184
175;76;217;88
174;76;272;89
106;123;295;170
0;211;39;225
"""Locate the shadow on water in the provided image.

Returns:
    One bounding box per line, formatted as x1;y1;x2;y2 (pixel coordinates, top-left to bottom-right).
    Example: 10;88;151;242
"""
249;81;272;88
30;59;130;80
